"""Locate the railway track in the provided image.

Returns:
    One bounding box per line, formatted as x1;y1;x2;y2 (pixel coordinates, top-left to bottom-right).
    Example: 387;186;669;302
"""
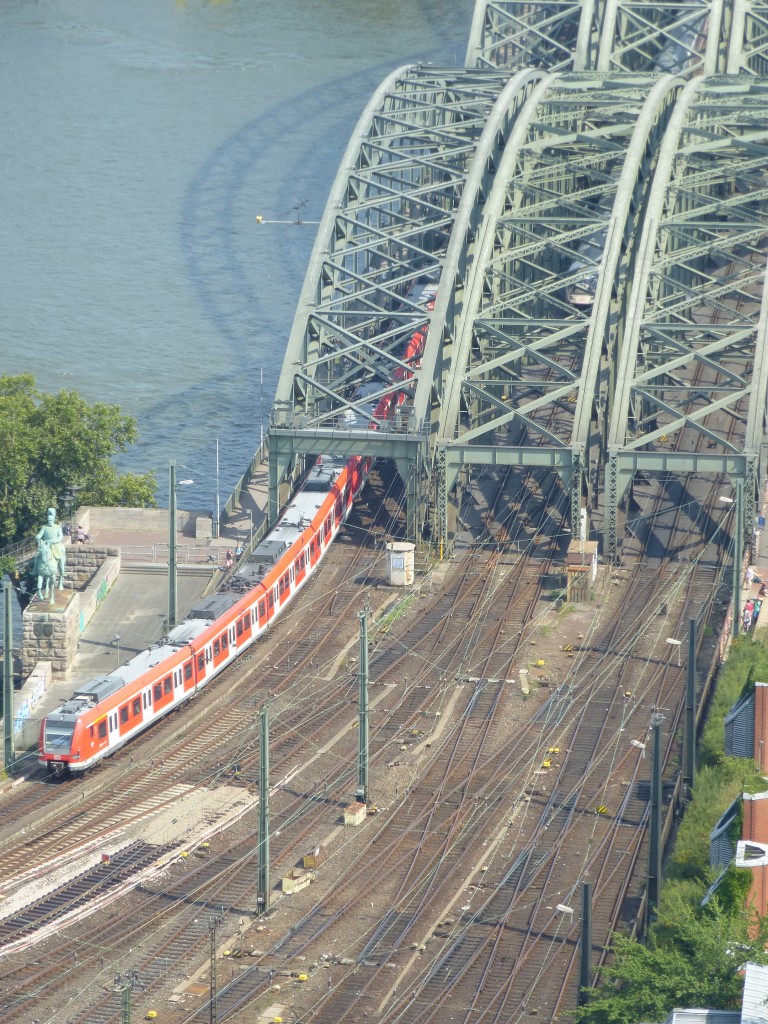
0;440;736;1024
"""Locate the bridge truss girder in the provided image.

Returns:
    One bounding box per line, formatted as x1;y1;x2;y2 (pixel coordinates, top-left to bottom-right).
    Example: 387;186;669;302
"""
466;0;600;72
606;77;768;562
271;66;543;539
434;73;681;548
465;0;768;75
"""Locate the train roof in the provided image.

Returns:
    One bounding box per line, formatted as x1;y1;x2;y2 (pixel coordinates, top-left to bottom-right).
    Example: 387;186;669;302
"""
46;455;353;723
187;594;240;621
49;636;198;718
226;455;348;592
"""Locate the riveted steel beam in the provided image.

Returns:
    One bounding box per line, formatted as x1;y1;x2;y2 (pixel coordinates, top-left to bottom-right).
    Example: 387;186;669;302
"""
607;77;768;561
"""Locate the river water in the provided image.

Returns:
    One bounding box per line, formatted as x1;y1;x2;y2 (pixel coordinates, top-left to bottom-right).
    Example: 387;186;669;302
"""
0;0;472;509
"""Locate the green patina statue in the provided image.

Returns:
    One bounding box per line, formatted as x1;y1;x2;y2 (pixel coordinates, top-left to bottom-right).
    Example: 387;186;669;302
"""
35;507;66;598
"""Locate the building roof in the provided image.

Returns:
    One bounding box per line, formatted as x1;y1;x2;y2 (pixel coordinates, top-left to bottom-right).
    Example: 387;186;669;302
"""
742;962;768;1024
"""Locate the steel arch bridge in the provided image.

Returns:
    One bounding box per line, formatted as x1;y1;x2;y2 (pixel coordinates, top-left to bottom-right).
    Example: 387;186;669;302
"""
268;20;768;566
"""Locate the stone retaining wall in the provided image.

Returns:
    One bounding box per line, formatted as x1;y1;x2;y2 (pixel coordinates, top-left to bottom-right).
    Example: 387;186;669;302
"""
22;546;121;677
77;505;209;536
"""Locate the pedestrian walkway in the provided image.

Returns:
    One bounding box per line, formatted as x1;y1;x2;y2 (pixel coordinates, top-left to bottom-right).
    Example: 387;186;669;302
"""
740;501;768;636
218;454;269;551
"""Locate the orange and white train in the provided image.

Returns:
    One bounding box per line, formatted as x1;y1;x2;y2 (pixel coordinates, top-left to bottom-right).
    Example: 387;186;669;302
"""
38;278;437;775
38;454;366;774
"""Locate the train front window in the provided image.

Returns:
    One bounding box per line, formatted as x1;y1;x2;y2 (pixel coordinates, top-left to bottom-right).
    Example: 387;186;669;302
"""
44;720;75;753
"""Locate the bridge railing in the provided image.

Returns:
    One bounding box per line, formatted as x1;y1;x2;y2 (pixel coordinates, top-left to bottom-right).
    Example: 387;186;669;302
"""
222;438;269;521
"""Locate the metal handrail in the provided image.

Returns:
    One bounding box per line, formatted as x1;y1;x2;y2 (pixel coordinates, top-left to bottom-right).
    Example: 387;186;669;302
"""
222;439;269;520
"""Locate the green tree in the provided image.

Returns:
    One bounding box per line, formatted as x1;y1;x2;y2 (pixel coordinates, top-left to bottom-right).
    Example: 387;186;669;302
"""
575;890;768;1023
0;374;156;545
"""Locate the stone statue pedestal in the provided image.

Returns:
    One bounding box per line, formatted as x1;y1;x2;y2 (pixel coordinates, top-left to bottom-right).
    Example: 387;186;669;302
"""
23;589;78;676
31;589;72;612
22;546;121;678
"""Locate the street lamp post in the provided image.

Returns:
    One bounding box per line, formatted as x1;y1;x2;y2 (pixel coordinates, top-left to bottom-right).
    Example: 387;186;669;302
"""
113;634;121;668
168;461;194;631
247;509;253;552
213;439;221;541
169;460;178;631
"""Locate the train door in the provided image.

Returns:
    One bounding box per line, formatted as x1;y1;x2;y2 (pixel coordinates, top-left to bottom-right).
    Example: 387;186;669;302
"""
86;716;109;757
294;550;306;587
209;632;228;669
94;715;109;753
118;695;142;736
154;674;174;711
238;610;253;645
183;660;195;691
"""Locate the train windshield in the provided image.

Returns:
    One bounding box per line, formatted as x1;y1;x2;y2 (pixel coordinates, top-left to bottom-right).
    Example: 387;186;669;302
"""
44;720;75;754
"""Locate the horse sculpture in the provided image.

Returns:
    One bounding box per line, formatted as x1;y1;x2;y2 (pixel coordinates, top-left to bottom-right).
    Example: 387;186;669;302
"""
34;506;66;598
34;538;59;602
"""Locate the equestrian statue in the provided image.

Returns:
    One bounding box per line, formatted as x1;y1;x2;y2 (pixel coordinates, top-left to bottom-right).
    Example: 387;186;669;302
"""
34;507;66;601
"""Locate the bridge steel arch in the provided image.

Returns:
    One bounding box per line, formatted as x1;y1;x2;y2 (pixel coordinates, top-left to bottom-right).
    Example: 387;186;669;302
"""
606;78;768;589
432;73;682;550
269;66;542;539
466;0;765;75
465;0;601;71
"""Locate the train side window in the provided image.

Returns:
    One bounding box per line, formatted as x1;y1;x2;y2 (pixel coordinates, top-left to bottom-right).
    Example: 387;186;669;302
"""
236;619;243;637
268;592;274;612
259;600;266;618
98;720;107;740
221;633;228;650
253;608;258;624
197;654;205;673
164;676;173;694
184;662;193;681
89;725;94;738
143;691;150;708
132;698;141;716
153;683;162;701
214;639;220;657
119;706;129;725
